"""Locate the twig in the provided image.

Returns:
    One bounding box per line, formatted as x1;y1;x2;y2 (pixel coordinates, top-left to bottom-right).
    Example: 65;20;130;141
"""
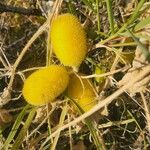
98;119;134;129
81;66;129;79
7;21;48;91
140;92;150;135
0;2;42;16
27;105;56;139
0;55;8;69
100;0;146;44
7;0;62;92
47;64;150;139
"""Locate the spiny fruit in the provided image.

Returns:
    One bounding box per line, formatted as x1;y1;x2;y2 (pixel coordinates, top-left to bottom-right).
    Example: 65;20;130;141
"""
50;13;87;67
22;65;69;106
67;73;97;112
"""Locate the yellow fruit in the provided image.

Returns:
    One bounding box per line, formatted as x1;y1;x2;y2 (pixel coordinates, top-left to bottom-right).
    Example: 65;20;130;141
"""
67;74;97;112
50;13;87;67
22;65;69;106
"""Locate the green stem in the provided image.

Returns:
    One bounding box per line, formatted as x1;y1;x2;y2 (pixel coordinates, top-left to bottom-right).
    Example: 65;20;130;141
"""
106;0;114;33
11;108;36;150
2;105;30;150
70;98;106;150
96;0;101;32
109;42;136;47
100;0;146;44
126;28;150;62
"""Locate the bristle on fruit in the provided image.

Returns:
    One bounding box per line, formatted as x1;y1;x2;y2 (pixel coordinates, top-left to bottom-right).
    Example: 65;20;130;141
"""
50;13;87;68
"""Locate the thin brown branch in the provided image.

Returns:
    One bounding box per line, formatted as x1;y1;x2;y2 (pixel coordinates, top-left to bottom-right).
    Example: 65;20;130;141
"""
0;2;42;16
48;65;150;139
81;66;129;79
140;92;150;134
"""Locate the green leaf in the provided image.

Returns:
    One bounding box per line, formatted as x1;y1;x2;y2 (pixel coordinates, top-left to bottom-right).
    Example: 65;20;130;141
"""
126;28;150;62
100;0;146;44
134;17;150;31
11;107;36;150
50;103;68;150
2;105;30;150
69;98;106;150
106;0;114;33
81;0;94;11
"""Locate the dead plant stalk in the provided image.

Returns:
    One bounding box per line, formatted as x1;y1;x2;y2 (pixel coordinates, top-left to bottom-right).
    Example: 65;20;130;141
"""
49;65;150;139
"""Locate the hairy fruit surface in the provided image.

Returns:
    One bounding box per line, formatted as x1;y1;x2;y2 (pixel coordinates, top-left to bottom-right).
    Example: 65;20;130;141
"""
22;65;69;106
67;74;97;112
50;13;87;67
